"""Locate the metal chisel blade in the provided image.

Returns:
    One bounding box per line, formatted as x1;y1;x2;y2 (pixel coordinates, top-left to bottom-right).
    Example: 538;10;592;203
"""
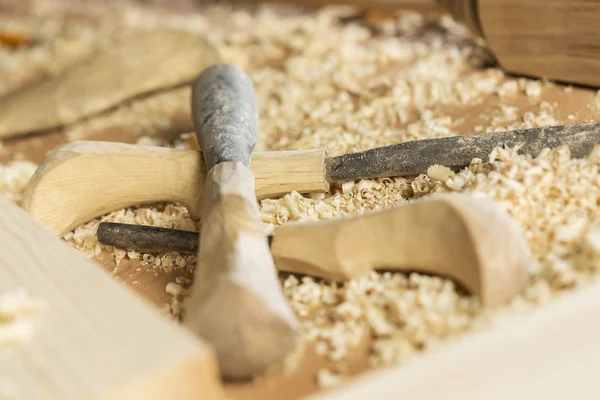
325;122;600;181
96;222;273;254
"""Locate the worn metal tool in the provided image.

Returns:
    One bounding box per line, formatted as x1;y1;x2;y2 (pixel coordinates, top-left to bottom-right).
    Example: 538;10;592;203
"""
22;122;600;238
97;223;202;254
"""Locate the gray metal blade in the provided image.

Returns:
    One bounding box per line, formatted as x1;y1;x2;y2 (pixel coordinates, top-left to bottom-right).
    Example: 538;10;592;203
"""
325;122;600;181
96;222;274;254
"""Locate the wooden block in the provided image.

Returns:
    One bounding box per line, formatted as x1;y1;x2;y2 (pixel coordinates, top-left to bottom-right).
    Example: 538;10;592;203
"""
310;280;600;399
478;0;600;87
0;195;226;400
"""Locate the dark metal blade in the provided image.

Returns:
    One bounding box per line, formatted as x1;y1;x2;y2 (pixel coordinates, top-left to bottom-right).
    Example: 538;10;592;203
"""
325;122;600;181
96;222;273;254
97;222;200;254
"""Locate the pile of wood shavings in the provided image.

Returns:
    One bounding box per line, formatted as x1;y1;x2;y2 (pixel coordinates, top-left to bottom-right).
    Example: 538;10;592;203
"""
0;3;600;388
268;145;600;376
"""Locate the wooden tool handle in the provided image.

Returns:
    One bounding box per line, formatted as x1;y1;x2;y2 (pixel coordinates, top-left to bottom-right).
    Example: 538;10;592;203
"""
192;63;258;169
183;63;300;380
270;193;530;307
184;162;300;379
22;141;327;237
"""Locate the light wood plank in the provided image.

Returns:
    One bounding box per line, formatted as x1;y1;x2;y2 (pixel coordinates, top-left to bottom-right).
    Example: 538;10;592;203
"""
478;0;600;87
311;278;600;399
0;195;226;400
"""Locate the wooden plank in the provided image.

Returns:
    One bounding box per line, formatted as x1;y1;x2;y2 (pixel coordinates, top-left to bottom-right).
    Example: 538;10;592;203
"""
478;0;600;87
310;279;600;400
0;195;226;400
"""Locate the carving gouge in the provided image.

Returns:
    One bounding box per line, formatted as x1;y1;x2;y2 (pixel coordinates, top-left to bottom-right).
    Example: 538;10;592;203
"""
22;122;600;237
181;63;300;380
94;192;532;309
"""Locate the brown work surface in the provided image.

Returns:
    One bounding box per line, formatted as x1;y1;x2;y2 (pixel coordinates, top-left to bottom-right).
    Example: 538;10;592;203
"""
1;1;599;399
1;75;597;400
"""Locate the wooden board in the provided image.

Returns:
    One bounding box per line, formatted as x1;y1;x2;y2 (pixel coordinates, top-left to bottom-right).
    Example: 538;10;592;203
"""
312;279;600;399
0;195;225;400
478;0;600;88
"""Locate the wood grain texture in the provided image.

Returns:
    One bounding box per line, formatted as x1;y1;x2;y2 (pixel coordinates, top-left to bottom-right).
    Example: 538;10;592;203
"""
0;28;220;139
183;162;300;380
310;278;600;400
21;141;328;237
271;193;530;307
0;195;226;400
478;0;600;87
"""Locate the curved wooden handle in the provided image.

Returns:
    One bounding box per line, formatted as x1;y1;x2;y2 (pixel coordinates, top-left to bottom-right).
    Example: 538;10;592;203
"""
22;141;205;237
22;141;327;237
270;193;530;307
183;162;300;380
0;29;220;140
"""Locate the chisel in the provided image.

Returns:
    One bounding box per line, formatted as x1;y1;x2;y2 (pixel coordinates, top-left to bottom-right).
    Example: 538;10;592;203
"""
94;192;532;308
22;122;600;238
178;63;299;380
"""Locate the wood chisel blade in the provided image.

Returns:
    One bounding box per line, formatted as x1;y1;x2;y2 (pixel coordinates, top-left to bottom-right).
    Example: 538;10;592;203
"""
325;122;600;181
97;222;201;254
95;122;600;255
96;222;276;254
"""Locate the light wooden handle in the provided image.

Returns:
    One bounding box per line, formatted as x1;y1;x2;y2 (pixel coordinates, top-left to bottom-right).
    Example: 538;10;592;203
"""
183;162;300;380
0;29;220;140
271;193;530;307
22;141;327;237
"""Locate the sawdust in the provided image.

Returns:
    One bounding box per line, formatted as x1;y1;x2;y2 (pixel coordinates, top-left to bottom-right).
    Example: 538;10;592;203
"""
0;2;600;395
0;289;48;346
0;160;37;205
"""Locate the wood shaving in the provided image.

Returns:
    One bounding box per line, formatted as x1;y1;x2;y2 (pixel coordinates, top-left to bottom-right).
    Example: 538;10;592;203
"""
165;282;184;297
316;368;347;389
0;161;37;205
426;165;455;181
0;289;47;346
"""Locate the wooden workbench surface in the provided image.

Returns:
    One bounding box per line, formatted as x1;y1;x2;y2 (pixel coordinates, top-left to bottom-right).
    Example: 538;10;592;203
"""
1;2;599;399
